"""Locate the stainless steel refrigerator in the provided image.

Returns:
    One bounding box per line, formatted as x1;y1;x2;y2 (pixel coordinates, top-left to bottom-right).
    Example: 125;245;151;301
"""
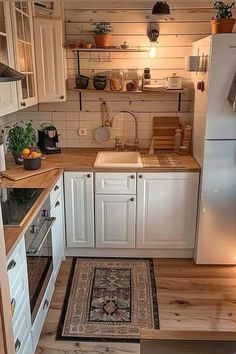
192;34;236;264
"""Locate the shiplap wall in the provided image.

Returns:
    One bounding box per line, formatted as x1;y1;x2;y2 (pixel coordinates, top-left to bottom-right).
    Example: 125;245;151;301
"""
14;2;236;148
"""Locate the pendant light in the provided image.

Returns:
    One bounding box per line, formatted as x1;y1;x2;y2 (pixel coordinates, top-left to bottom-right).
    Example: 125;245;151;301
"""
147;24;159;58
152;1;170;15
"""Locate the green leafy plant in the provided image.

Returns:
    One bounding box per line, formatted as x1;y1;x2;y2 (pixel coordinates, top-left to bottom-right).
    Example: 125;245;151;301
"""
7;121;36;153
93;22;113;35
213;1;235;19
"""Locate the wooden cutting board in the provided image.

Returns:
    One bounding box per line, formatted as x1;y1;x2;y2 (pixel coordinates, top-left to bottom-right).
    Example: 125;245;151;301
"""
153;117;180;150
1;160;59;181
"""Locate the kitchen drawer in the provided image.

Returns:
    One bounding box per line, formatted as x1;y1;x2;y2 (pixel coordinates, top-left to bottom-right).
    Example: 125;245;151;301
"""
50;175;63;207
7;237;26;290
10;264;29;324
13;301;31;353
95;173;136;195
32;274;54;352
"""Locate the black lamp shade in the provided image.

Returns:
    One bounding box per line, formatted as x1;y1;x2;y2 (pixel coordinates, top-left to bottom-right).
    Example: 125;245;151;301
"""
152;1;170;15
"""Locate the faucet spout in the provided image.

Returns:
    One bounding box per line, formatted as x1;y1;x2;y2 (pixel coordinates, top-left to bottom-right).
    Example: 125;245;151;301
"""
111;110;139;150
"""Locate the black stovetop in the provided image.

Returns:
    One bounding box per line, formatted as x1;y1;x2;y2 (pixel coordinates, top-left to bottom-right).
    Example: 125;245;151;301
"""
0;188;44;227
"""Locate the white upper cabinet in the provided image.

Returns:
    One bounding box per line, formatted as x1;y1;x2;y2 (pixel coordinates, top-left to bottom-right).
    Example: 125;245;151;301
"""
64;172;94;248
137;172;199;249
0;3;18;117
11;2;38;109
34;17;66;103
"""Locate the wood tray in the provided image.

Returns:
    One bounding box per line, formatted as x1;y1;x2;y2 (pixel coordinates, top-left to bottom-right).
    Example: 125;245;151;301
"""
153;117;180;150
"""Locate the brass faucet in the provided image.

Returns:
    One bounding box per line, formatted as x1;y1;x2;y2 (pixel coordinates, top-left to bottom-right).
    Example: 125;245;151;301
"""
111;110;139;151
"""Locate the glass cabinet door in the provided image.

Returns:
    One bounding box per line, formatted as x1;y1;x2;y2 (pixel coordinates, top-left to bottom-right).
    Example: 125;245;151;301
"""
0;3;18;117
12;2;37;108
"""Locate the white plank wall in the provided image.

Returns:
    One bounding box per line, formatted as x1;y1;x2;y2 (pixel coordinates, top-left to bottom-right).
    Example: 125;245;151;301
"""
34;1;234;148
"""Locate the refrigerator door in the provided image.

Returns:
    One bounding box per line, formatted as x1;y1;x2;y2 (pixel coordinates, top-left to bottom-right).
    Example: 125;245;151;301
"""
196;140;236;264
206;35;236;140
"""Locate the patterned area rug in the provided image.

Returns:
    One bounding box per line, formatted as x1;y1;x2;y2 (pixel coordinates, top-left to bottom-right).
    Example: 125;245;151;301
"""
57;258;159;342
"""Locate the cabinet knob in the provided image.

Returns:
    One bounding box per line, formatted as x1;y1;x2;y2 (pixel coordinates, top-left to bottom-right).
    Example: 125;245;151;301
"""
43;299;49;310
139;175;143;179
15;339;21;352
130;175;135;179
55;201;60;207
21;101;26;107
60;95;64;99
54;185;59;191
11;298;16;316
130;197;135;202
7;259;16;271
42;209;49;218
87;174;91;178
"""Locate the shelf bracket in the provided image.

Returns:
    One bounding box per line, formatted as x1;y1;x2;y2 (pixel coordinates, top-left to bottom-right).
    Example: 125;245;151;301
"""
178;93;181;112
76;50;83;111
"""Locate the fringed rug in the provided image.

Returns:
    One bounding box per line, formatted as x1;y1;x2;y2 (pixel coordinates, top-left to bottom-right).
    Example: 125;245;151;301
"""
57;257;159;342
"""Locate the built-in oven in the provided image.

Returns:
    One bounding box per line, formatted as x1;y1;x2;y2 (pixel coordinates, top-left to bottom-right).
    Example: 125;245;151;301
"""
24;197;55;323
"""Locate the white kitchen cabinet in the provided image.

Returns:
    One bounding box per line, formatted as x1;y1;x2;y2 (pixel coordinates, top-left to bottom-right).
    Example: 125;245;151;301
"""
95;194;136;248
137;172;199;249
0;3;18;117
51;191;65;279
34;17;66;103
64;172;94;248
95;172;136;195
11;2;38;109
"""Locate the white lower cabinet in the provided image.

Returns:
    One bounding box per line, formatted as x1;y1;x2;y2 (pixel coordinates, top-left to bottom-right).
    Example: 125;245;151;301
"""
137;172;199;249
50;181;65;279
95;194;136;248
64;172;94;248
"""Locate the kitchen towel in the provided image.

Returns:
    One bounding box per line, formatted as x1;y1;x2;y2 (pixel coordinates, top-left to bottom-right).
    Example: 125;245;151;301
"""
228;74;236;111
0;144;6;172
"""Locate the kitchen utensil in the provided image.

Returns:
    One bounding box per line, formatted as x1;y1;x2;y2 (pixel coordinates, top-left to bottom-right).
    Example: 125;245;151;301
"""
2;160;58;181
76;74;89;89
93;75;107;90
165;73;182;90
153;116;180;150
94;101;111;143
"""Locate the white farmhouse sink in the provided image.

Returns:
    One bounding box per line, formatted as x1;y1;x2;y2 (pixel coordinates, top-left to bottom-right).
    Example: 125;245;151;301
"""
94;151;143;168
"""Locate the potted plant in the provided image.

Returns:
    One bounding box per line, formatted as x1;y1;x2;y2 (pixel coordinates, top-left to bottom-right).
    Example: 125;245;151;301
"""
211;1;235;33
93;22;113;48
7;121;36;165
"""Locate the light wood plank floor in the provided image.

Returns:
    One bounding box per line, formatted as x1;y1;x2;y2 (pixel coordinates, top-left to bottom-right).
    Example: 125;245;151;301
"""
36;258;236;354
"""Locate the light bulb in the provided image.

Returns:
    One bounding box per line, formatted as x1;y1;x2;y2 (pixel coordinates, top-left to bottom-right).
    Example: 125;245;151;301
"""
149;44;157;59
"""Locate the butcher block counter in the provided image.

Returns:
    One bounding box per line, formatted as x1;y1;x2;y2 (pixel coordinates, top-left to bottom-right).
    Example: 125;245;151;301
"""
1;148;200;257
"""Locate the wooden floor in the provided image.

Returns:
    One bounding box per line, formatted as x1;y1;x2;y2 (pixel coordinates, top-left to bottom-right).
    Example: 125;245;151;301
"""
36;258;236;354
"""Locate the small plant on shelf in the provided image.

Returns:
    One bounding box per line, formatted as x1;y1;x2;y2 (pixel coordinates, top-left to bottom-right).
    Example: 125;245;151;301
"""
93;22;113;48
211;1;235;33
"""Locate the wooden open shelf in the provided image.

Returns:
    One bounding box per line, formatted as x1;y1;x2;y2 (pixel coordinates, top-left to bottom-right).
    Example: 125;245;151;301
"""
70;47;149;53
74;88;186;94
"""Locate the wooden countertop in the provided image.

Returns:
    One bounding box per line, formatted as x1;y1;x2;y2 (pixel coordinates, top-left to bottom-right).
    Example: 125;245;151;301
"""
1;148;200;257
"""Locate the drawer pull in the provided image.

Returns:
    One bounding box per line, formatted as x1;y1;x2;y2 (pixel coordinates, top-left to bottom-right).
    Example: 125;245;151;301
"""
21;101;26;107
139;175;143;179
55;201;60;207
15;339;21;352
10;298;16;316
130;175;135;179
7;259;16;271
87;174;91;178
43;299;49;310
130;197;135;202
54;185;59;191
60;95;64;99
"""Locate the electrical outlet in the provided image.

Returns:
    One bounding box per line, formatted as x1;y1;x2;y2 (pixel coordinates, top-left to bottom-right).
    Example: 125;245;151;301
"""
78;128;87;136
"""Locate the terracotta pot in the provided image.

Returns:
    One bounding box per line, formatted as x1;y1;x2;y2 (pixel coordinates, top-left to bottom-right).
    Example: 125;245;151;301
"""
211;19;235;34
94;34;112;48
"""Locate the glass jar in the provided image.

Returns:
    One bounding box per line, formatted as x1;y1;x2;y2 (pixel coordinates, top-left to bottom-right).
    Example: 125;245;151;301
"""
125;69;140;91
110;70;123;91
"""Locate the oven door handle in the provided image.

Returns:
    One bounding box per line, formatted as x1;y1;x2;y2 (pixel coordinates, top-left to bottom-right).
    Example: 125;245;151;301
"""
26;217;56;256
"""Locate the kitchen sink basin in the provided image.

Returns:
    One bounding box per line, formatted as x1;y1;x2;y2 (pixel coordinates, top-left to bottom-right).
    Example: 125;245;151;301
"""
94;151;143;168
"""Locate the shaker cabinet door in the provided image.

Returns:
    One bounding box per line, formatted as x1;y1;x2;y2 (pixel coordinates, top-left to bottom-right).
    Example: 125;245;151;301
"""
34;18;66;103
137;172;199;249
64;172;94;248
95;194;136;248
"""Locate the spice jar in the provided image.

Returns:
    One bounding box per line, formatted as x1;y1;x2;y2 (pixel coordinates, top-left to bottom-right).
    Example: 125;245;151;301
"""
110;70;123;91
142;68;151;88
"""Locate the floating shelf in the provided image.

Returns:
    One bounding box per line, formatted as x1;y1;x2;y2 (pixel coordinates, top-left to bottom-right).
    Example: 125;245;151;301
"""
71;47;149;53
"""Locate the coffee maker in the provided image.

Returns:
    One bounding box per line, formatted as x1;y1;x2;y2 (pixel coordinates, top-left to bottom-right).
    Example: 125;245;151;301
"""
38;124;61;154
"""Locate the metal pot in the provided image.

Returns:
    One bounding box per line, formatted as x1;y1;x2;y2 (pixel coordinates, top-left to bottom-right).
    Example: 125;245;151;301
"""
165;73;182;90
23;157;41;170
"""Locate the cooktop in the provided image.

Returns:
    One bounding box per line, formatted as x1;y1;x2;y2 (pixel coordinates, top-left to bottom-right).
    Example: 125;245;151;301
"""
0;188;44;227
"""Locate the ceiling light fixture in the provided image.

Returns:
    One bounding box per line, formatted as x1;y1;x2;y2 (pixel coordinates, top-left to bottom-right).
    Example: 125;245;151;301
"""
152;1;170;15
147;24;159;58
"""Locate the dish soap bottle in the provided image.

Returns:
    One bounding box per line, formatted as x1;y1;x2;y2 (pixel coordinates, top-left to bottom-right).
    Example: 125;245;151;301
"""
174;128;182;153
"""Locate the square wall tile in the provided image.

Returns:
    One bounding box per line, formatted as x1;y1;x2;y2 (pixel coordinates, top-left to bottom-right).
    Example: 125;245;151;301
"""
52;112;66;121
66;112;80;121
